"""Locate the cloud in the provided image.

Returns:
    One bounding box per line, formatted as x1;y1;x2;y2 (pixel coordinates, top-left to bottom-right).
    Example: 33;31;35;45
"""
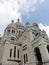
39;23;49;37
0;0;45;36
17;0;45;14
39;0;45;3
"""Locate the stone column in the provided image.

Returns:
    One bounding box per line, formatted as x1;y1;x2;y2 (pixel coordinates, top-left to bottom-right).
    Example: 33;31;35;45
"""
39;45;49;65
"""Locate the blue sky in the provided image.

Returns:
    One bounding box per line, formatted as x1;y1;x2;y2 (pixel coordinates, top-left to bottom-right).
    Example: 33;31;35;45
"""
21;0;49;26
0;0;49;36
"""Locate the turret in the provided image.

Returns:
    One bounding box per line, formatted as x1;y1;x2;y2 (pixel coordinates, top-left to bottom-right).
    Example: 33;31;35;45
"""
25;22;30;31
41;30;48;40
15;19;25;37
32;23;39;30
3;20;17;44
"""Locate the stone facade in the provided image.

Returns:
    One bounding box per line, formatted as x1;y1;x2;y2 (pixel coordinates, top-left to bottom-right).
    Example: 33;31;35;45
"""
0;19;49;65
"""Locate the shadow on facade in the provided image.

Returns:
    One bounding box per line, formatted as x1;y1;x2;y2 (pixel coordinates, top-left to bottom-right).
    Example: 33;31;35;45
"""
34;47;43;65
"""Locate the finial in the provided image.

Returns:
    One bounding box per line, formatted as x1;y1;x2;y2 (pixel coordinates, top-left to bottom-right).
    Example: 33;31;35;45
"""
12;20;14;23
25;22;30;27
25;22;30;31
17;18;20;22
0;34;1;37
0;34;1;36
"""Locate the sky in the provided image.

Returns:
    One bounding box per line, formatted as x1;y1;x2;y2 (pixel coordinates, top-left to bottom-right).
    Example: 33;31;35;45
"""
0;0;49;37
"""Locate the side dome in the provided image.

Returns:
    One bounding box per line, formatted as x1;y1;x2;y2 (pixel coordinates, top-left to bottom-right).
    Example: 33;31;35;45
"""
32;23;39;28
3;20;17;43
6;20;16;29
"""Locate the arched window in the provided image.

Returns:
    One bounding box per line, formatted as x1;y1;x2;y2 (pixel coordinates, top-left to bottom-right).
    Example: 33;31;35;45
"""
7;29;10;33
24;54;26;64
19;31;20;34
11;37;14;41
24;54;28;64
17;49;19;58
14;46;16;58
12;30;15;33
47;45;49;53
26;54;28;62
34;47;43;65
9;49;12;57
19;31;22;36
11;37;16;41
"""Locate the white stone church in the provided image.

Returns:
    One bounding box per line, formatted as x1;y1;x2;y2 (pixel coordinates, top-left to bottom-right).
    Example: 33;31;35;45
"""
0;19;49;65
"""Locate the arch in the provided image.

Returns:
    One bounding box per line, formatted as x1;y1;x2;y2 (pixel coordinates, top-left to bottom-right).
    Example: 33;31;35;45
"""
10;37;17;41
34;47;43;65
47;45;49;53
7;29;10;33
14;46;16;58
12;29;15;33
9;49;12;57
17;49;19;58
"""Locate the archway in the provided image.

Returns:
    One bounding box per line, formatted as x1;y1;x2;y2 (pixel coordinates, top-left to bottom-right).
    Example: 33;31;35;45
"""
47;45;49;53
34;47;43;65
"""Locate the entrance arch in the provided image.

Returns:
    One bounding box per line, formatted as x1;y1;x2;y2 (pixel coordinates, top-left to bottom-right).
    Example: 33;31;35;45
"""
47;45;49;53
34;47;43;65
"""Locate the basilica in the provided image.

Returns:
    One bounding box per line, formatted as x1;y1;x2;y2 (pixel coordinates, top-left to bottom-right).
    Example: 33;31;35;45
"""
0;19;49;65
